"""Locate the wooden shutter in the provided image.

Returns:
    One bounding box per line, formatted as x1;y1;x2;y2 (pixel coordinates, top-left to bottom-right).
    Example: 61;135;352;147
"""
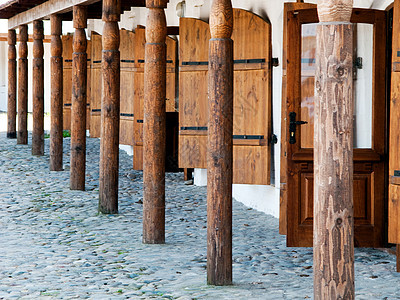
89;31;102;138
120;29;135;146
178;11;272;185
231;9;272;185
62;34;91;132
178;18;210;169
390;0;400;244
62;34;73;131
86;40;91;130
133;26;146;170
133;26;178;170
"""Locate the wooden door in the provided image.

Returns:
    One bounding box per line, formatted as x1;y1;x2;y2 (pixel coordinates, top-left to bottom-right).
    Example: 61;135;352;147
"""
282;6;387;247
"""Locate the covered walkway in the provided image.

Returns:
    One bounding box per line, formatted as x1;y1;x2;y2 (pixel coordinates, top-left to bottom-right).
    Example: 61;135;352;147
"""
0;129;398;299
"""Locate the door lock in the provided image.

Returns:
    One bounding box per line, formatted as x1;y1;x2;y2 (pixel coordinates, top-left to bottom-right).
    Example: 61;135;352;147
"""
289;112;308;144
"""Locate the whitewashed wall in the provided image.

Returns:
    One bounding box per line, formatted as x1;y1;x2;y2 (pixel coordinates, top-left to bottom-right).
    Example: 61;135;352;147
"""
0;0;394;218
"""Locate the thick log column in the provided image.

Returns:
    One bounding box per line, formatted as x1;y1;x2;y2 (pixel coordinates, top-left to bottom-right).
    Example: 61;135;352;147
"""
207;0;233;286
143;0;167;244
99;0;121;214
7;29;17;139
314;0;354;298
70;6;87;190
50;15;63;171
32;20;45;156
17;25;28;145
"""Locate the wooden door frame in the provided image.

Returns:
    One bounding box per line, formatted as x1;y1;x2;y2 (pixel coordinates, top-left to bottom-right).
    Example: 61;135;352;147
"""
281;6;388;247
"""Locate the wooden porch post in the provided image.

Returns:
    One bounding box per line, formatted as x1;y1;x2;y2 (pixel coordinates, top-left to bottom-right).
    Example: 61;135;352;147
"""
17;24;28;145
70;5;87;190
314;0;354;298
207;0;233;286
7;29;17;139
32;20;45;156
143;0;167;244
50;15;63;171
99;0;120;214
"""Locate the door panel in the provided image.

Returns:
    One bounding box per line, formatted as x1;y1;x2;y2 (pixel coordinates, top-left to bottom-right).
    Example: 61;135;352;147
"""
282;5;387;247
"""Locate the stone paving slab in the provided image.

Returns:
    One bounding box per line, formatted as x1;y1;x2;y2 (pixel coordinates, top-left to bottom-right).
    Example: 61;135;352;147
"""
0;132;399;299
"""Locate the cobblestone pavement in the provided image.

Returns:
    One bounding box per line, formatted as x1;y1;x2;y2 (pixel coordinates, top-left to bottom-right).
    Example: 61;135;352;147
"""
0;132;399;299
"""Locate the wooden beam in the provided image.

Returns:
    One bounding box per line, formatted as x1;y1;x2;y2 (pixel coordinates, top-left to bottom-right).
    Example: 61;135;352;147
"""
314;0;354;298
32;20;45;156
142;0;168;244
70;5;87;190
7;29;17;139
50;14;64;171
8;0;98;29
99;0;121;214
17;24;28;145
0;33;52;43
207;0;234;286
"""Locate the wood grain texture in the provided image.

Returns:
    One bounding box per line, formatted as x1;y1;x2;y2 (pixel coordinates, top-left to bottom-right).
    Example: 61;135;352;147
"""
314;23;354;299
133;25;177;170
32;20;45;156
119;29;135;146
207;0;233;286
279;2;316;235
17;24;28;145
89;31;102;138
389;0;400;245
284;7;386;248
50;14;63;171
99;9;121;214
62;34;73;131
231;9;271;185
70;5;87;191
7;29;17;139
143;8;167;244
178;18;210;170
317;0;353;22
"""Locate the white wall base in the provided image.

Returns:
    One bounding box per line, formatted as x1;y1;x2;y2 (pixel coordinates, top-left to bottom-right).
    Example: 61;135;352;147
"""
194;168;207;186
232;184;280;218
194;168;280;218
119;145;134;156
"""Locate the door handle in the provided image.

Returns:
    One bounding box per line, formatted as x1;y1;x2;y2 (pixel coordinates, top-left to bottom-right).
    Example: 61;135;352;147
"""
289;112;308;144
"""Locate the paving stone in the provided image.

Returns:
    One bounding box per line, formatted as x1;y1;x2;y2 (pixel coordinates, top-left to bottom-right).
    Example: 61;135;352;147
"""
0;126;399;298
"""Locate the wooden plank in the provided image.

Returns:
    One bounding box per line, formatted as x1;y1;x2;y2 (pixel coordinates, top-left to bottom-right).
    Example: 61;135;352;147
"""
8;0;99;29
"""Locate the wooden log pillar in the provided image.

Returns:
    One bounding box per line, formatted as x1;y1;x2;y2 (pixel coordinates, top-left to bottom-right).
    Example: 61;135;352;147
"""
17;25;28;145
99;0;121;214
7;29;17;139
207;0;234;286
70;5;87;190
314;0;354;298
50;15;63;171
32;20;45;156
143;0;167;244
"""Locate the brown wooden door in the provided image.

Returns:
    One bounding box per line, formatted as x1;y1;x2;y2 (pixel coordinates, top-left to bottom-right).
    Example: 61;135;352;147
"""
282;6;387;247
